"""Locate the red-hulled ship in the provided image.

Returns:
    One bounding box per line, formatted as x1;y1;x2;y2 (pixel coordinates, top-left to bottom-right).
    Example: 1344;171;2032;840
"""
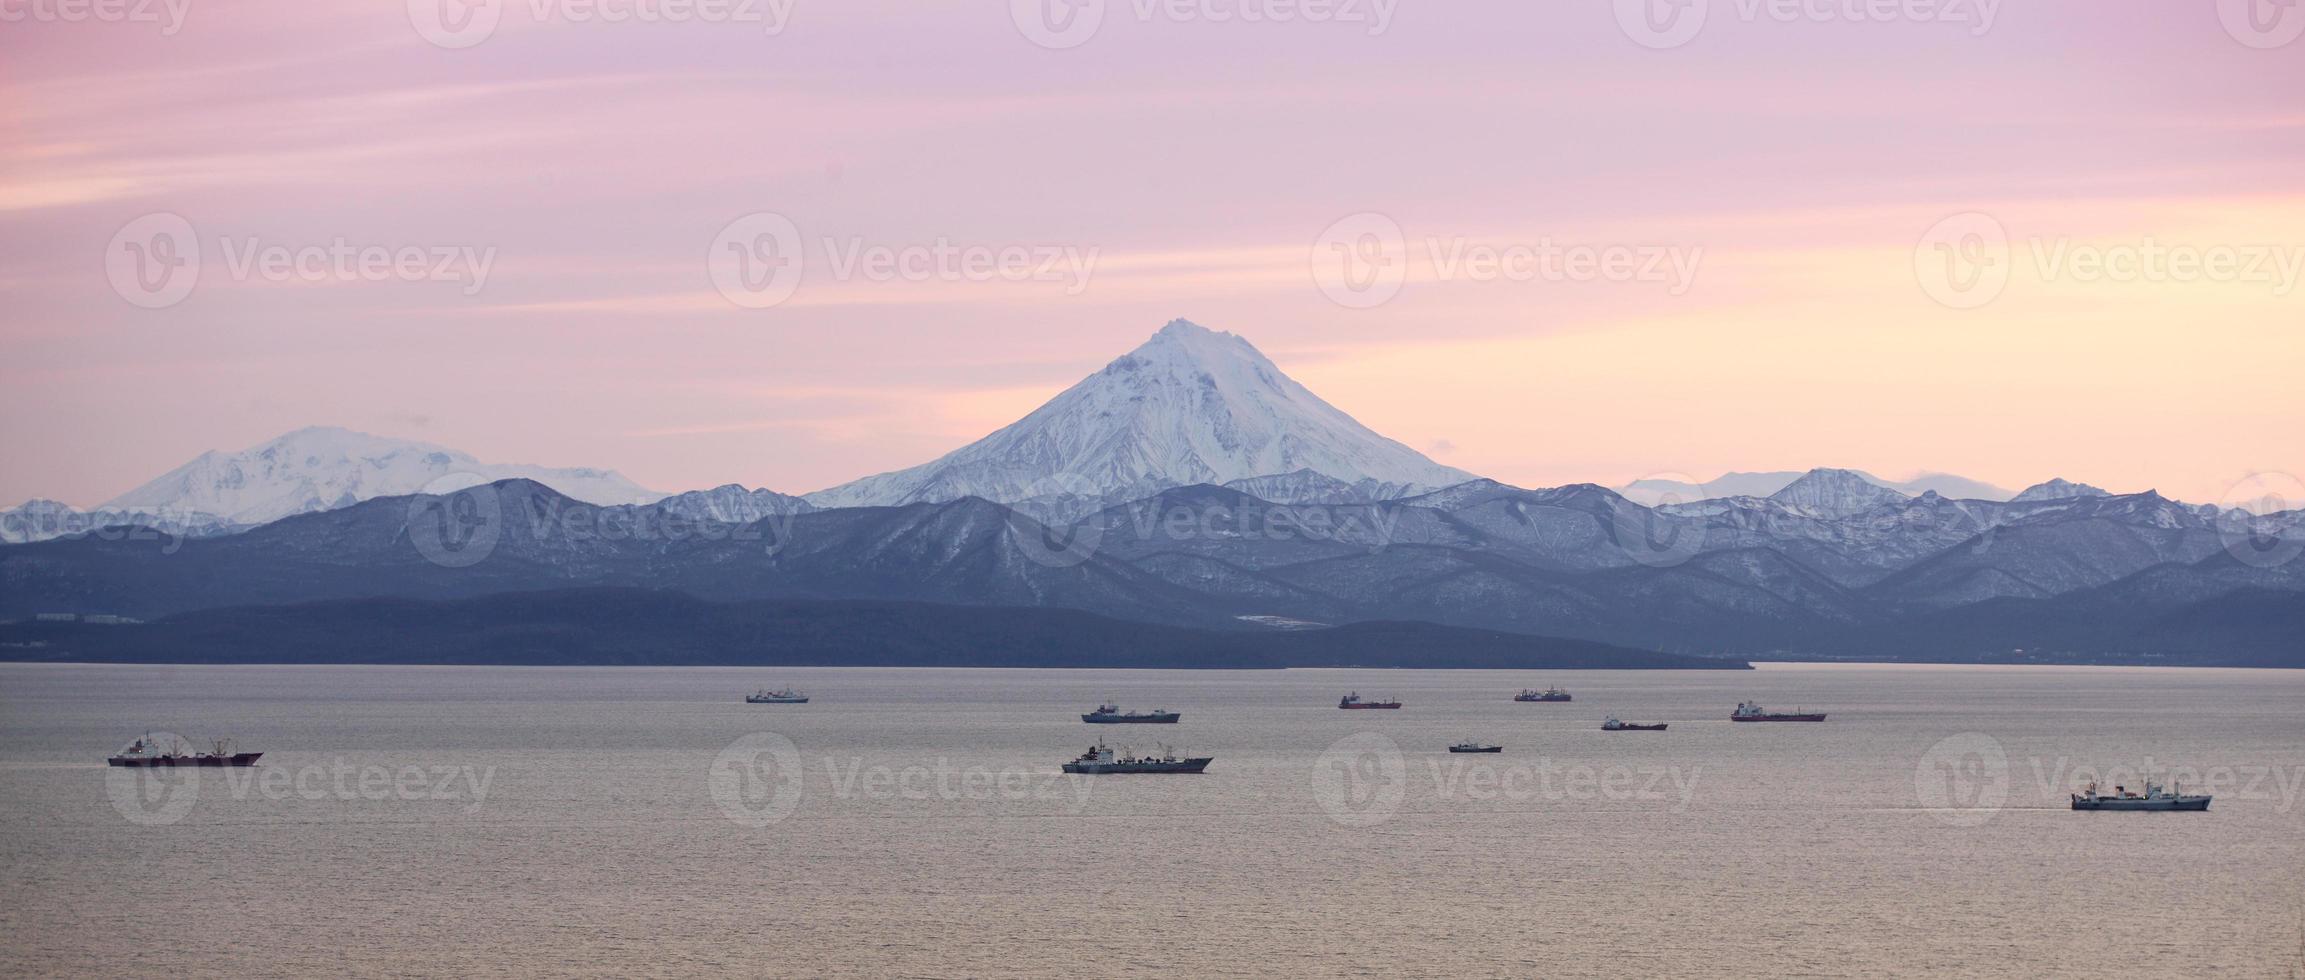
1338;692;1402;709
1730;701;1827;722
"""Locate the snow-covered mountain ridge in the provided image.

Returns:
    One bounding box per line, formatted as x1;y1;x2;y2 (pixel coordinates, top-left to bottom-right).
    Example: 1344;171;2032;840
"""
99;426;662;526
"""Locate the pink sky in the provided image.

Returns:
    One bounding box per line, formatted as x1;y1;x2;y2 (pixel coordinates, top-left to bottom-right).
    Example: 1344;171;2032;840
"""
2;1;2300;508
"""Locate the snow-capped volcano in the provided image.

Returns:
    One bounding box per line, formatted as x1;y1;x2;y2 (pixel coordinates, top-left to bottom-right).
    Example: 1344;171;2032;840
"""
805;319;1476;508
101;426;662;526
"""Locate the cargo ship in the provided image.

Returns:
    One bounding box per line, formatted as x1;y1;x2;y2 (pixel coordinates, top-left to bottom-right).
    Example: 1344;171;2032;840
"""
1060;740;1211;774
106;735;262;768
1448;741;1503;753
2071;780;2211;811
1338;692;1402;709
1730;700;1826;722
1514;687;1571;702
1081;702;1180;724
745;688;809;704
1601;716;1667;731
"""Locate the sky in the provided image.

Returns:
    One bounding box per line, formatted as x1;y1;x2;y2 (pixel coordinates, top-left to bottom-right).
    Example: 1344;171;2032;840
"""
2;0;2301;509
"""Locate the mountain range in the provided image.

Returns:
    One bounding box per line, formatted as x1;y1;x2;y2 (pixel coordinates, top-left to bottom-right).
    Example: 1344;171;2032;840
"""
2;426;661;543
4;319;2299;667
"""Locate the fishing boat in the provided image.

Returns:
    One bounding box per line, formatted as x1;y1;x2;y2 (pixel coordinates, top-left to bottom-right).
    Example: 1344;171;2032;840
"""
745;688;810;704
1447;741;1503;753
2070;780;2211;811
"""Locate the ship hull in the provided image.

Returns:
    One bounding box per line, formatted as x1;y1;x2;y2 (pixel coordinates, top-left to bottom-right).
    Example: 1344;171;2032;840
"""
107;752;263;767
1514;696;1571;703
1061;758;1212;774
2071;797;2211;811
745;697;809;704
1082;713;1179;724
1448;746;1503;753
1603;724;1668;731
1339;704;1402;710
1731;714;1826;722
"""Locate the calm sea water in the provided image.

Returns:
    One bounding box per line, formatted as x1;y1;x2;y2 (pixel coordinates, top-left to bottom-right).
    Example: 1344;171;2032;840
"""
1;663;2300;978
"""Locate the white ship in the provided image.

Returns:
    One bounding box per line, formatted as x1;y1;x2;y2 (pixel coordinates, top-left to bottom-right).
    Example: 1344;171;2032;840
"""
2070;780;2211;811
